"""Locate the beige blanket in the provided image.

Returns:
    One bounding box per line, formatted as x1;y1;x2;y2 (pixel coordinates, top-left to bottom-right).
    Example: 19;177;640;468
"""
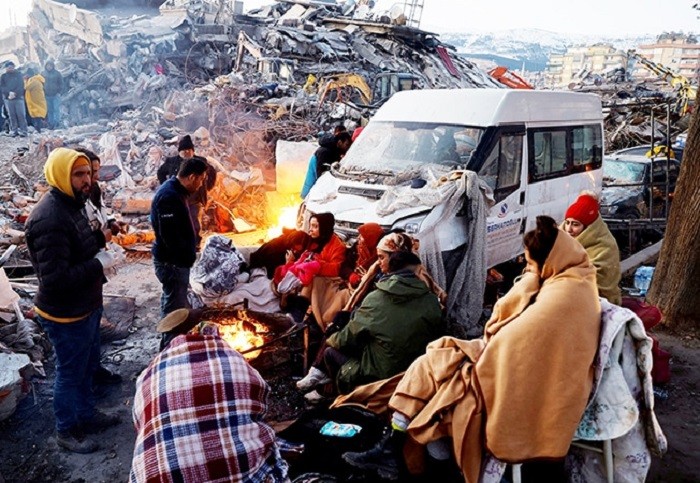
334;229;601;481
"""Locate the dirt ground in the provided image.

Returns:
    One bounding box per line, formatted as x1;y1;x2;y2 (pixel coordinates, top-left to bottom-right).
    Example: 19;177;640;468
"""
0;134;698;481
0;258;698;482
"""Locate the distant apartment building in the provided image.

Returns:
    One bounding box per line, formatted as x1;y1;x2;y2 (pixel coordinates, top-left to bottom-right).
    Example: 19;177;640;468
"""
634;33;700;82
545;44;626;87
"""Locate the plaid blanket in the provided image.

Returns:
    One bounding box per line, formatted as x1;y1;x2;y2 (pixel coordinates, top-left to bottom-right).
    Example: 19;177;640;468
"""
129;334;289;483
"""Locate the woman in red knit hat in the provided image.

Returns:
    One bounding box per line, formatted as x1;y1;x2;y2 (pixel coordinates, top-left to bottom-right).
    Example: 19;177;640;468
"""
563;192;622;304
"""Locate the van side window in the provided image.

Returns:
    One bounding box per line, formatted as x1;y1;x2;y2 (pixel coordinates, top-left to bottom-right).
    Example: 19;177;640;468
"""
572;126;602;171
532;131;567;178
528;124;602;182
478;134;523;202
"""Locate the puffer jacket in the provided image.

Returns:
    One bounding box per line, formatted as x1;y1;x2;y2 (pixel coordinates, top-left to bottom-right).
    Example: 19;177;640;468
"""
151;177;197;267
25;188;104;319
327;271;444;392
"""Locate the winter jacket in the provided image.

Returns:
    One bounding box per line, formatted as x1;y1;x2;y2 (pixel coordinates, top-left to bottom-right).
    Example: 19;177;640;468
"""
301;135;341;198
25;74;47;118
157;155;217;206
327;271;443;392
43;68;63;97
315;234;346;277
151;177;197;267
0;70;24;100
25;148;104;320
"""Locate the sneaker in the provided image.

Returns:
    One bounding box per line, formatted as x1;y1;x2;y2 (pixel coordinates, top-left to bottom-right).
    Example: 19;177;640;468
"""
296;367;331;391
57;427;98;454
304;390;326;404
94;365;122;385
82;410;121;434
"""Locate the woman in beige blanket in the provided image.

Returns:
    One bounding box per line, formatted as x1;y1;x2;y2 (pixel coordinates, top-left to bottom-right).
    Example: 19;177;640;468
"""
562;192;622;304
337;216;601;482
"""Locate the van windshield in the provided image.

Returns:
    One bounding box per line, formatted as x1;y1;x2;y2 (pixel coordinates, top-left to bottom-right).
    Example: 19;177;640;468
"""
338;121;485;178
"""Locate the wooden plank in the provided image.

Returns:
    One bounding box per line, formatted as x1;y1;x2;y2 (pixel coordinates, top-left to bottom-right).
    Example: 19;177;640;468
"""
620;240;663;277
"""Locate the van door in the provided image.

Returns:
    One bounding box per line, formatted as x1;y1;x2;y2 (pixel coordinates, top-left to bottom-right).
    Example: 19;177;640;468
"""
525;124;602;231
475;126;526;267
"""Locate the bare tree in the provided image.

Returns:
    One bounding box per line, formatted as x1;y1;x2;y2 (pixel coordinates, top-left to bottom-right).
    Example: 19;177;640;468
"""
647;96;700;331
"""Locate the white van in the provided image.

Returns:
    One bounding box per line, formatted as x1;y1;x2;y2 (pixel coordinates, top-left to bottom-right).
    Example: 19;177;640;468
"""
302;88;603;268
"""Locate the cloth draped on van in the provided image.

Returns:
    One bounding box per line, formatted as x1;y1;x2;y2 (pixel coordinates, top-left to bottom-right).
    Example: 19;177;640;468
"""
375;170;494;338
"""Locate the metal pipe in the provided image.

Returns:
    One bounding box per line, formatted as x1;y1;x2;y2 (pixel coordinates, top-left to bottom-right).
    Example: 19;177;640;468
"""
649;108;655;221
665;102;671;219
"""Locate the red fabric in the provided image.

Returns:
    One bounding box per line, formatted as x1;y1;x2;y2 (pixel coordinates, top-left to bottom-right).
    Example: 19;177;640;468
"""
621;296;663;331
352;126;364;142
316;234;346;277
290;260;321;286
651;337;671;385
565;194;599;227
356;223;384;271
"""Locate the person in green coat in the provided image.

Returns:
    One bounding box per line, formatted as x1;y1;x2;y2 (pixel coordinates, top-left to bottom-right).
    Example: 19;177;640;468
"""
303;249;444;398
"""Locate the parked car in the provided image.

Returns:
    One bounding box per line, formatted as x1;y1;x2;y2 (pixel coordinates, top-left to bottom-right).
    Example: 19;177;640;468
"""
609;143;683;162
600;156;680;219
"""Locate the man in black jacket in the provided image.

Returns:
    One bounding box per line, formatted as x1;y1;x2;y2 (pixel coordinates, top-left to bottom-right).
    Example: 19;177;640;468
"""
151;157;208;319
43;60;63;129
0;61;28;137
25;148;120;454
157;134;217;245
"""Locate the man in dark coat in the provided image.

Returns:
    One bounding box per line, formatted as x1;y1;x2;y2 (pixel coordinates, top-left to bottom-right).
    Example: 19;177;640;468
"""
43;60;63;129
25;148;120;454
0;61;28;137
151;157;209;320
300;131;352;198
157;134;217;245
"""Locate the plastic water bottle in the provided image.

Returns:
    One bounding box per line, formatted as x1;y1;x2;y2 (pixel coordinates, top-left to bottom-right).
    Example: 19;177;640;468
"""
634;266;655;296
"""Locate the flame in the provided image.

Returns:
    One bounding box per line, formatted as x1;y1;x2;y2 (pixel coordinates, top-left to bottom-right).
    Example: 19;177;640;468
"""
216;312;268;360
266;205;299;240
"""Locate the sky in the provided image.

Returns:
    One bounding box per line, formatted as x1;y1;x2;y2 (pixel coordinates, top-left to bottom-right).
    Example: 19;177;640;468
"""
2;0;699;36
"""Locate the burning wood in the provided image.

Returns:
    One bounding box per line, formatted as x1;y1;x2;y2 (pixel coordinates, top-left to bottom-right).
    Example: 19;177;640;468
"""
208;311;269;360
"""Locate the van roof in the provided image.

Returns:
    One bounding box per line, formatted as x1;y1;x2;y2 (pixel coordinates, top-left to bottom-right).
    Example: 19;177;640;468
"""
373;88;603;126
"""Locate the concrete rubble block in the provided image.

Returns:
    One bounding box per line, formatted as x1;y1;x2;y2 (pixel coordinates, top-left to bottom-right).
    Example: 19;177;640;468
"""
0;353;33;422
111;189;156;215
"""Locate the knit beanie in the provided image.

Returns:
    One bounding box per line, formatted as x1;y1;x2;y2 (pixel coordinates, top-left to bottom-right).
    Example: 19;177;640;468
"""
178;134;194;152
565;194;599;227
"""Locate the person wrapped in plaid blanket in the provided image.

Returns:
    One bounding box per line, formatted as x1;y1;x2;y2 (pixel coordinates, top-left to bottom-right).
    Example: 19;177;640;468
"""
130;321;289;482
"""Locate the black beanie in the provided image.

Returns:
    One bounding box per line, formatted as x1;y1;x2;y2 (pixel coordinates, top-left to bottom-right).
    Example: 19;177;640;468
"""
178;134;194;152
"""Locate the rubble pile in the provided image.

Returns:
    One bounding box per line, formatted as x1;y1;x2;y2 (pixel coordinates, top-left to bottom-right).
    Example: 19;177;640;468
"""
571;77;691;152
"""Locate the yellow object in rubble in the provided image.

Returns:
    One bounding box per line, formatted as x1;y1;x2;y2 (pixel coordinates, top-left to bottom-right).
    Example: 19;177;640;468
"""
25;74;47;118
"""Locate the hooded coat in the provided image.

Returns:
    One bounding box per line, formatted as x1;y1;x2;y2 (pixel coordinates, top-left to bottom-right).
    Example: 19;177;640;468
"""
300;134;341;198
25;148;104;321
327;271;443;392
24;74;47;118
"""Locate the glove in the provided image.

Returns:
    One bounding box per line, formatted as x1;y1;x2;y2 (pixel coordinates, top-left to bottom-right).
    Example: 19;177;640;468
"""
94;251;117;270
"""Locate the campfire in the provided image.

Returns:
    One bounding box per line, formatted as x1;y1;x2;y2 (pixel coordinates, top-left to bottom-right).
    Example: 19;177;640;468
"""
266;205;301;241
209;311;270;360
201;306;297;362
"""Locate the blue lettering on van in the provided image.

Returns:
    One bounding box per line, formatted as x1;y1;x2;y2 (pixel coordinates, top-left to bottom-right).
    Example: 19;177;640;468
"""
487;218;520;234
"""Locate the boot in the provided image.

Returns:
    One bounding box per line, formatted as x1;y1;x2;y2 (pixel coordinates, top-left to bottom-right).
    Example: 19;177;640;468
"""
342;427;406;480
94;365;122;385
81;410;121;434
57;426;98;454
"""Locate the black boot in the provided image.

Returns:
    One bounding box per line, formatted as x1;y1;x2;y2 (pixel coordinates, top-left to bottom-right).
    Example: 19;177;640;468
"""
342;427;406;480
